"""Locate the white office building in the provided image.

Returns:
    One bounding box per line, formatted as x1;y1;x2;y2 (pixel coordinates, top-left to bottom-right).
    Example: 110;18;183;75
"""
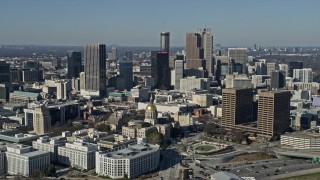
179;76;210;92
57;140;98;170
32;136;65;162
6;144;50;176
293;68;313;83
96;144;160;179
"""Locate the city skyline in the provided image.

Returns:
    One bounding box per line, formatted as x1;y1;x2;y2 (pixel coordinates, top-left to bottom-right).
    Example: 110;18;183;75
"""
1;0;320;47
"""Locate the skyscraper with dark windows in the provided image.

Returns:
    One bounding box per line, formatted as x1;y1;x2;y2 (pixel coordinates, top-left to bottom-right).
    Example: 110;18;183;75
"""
119;58;133;90
0;61;10;83
84;44;106;97
160;32;170;53
151;51;170;89
271;70;285;89
67;51;82;78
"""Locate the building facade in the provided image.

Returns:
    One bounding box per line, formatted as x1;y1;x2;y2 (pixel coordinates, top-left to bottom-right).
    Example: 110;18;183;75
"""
67;51;82;78
293;68;313;83
84;44;107;97
32;136;65;162
221;88;254;128
160;32;170;52
119;58;133;90
257;91;291;138
96;144;160;179
57;141;98;170
6;144;50;176
151;51;170;89
33;106;51;135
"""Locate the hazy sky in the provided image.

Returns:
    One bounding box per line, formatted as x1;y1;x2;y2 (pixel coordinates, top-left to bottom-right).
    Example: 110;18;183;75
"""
0;0;319;47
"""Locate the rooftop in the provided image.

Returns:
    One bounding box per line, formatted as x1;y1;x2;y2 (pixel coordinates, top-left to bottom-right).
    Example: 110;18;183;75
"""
11;91;39;98
282;131;320;139
100;144;159;159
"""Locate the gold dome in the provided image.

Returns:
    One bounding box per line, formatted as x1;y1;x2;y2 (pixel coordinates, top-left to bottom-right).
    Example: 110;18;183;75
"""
146;102;157;111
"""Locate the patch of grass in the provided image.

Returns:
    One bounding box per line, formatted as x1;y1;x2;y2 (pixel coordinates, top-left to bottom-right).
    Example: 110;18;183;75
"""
280;172;320;180
195;145;215;151
228;152;275;163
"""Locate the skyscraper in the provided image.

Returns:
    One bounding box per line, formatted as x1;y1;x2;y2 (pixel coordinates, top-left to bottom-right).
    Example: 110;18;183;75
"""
257;91;291;138
0;61;10;83
266;62;276;76
160;32;170;53
84;44;107;97
221;88;254;128
228;48;248;73
119;58;133;90
67;51;82;78
289;61;303;77
33;106;51;135
112;47;117;60
185;32;204;69
271;70;286;89
174;60;184;90
151;51;170;89
201;28;214;76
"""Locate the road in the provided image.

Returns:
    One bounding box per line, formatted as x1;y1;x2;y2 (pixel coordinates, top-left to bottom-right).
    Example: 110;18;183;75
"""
157;147;182;180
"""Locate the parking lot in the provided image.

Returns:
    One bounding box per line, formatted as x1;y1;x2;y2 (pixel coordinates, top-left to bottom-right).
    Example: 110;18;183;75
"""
216;159;320;179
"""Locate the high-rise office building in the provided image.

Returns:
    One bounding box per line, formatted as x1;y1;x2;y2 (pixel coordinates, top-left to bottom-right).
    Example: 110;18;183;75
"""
228;48;248;73
289;61;303;77
186;32;204;69
185;28;213;76
160;32;170;53
221;88;253;128
151;51;170;89
67;51;82;78
174;60;184;90
33;106;51;135
255;59;267;75
0;61;10;83
119;58;133;90
266;62;276;76
257;91;291;138
84;44;107;97
271;71;286;89
293;68;313;83
112;47;117;60
201;28;214;76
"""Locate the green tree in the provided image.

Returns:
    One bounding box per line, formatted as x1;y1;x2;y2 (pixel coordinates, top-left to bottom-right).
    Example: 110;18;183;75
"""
146;130;164;145
96;124;111;132
42;166;56;177
203;123;218;136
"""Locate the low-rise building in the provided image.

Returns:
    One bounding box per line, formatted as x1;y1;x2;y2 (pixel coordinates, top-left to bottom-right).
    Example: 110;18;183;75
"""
192;94;213;107
9;91;41;106
96;143;160;179
57;140;98;170
281;132;320;150
32;136;65;162
6;144;50;176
